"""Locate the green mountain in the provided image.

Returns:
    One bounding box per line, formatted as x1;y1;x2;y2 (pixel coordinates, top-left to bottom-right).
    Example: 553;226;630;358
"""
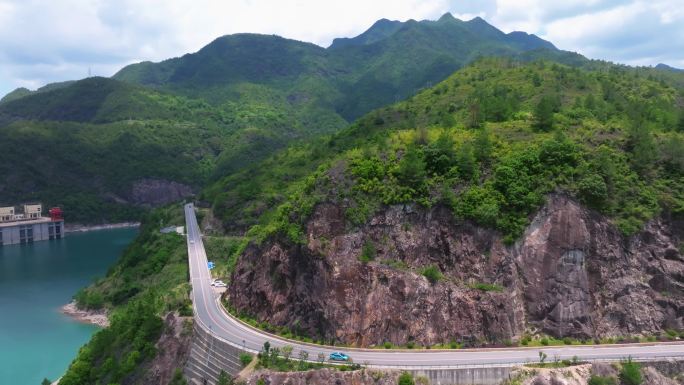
656;63;684;72
205;58;684;239
115;13;573;122
1;14;588;223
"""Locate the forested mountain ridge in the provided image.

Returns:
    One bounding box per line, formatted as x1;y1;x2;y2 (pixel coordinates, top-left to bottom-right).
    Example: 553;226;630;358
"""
0;14;581;222
2;14;683;224
113;13;573;121
205;58;684;236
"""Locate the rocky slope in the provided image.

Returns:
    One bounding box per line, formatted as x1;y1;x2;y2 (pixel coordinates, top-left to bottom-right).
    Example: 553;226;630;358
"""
228;194;684;346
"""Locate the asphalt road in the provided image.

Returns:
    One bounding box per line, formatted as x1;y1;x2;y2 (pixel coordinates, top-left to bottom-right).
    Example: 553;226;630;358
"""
184;203;684;368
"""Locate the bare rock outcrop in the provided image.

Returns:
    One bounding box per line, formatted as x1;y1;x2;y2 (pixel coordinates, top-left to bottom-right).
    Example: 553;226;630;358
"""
129;178;193;207
228;194;684;346
642;366;681;385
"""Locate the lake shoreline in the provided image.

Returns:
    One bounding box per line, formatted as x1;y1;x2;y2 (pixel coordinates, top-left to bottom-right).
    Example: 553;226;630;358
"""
60;301;110;328
64;222;140;233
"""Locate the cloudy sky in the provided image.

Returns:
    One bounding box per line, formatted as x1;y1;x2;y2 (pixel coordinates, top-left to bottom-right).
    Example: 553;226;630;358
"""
0;0;682;97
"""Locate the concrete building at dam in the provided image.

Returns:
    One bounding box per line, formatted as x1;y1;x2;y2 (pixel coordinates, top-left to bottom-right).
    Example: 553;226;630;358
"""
0;204;64;246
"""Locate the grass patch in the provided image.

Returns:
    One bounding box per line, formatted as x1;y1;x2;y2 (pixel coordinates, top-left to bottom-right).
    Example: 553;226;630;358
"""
421;265;442;284
469;282;504;292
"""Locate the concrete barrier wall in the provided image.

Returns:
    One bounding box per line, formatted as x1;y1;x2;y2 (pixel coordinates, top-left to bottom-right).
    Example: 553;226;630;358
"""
184;322;246;385
410;367;512;385
183;320;513;385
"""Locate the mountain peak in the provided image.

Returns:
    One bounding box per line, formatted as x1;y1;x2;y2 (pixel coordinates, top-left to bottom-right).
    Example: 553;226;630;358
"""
655;63;684;72
329;17;404;49
437;12;456;22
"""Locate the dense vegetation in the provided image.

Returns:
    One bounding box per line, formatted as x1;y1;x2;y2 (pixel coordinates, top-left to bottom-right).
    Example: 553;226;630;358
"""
2;14;582;222
5;14;681;224
205;59;684;246
114;14;574;122
60;206;191;384
0;76;326;222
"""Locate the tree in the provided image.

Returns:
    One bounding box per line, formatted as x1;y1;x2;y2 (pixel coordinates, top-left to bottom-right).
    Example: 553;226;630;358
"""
398;372;415;385
577;173;608;209
281;345;294;361
359;240;377;263
424;130;456;175
532;72;542;87
661;135;684;173
41;379;52;385
169;369;188;385
217;370;232;385
239;353;253;367
620;358;642;385
473;128;492;165
534;95;555;132
297;350;309;370
678;109;684;132
456;142;477;181
396;147;427;188
538;351;548;364
421;265;442;284
627;120;656;177
584;94;596;111
467;99;484;128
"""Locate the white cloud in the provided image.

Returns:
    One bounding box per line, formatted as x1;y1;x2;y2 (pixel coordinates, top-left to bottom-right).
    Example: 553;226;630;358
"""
0;0;682;97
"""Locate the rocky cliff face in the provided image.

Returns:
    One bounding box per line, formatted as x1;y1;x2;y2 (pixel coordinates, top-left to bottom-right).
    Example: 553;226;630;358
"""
124;313;192;385
227;194;684;346
128;178;194;207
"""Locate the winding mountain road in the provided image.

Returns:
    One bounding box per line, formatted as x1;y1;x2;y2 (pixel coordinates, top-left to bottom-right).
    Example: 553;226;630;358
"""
184;203;684;368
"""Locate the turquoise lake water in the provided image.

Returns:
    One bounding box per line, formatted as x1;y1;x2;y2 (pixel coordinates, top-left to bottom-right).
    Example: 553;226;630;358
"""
0;227;138;385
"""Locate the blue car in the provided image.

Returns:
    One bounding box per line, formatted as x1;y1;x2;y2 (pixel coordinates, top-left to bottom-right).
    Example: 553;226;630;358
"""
329;352;349;361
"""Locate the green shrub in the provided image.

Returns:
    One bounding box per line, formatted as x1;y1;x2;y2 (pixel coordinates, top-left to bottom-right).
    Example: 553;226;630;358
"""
239;353;253;367
620;358;642;385
359;240;377;263
469;282;503;292
540;338;550;346
588;375;616;385
421;265;442;284
384;341;392;349
398;372;415;385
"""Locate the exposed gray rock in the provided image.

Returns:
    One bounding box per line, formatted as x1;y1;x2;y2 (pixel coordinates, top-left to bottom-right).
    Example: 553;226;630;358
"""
642;366;680;385
126;313;193;385
129;178;193;207
590;363;618;378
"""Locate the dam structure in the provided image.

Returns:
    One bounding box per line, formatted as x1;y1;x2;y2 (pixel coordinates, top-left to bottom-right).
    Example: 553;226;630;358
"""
0;204;64;246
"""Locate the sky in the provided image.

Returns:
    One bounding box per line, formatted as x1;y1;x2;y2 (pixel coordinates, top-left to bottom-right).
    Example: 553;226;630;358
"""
0;0;682;97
